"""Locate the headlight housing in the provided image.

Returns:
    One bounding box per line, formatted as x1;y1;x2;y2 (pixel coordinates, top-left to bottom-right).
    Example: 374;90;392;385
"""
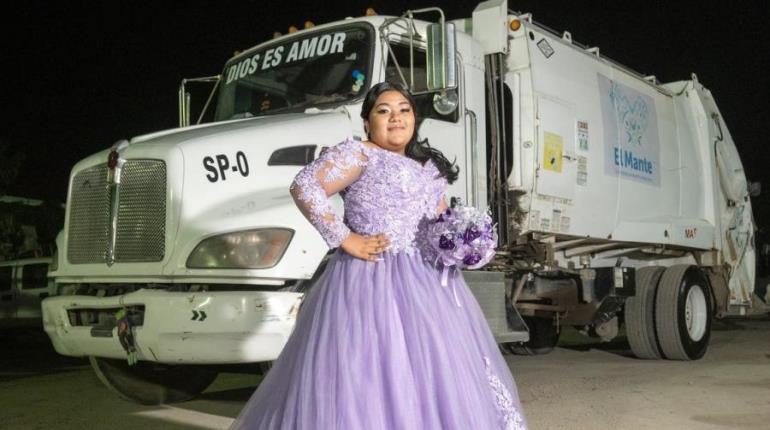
186;228;294;269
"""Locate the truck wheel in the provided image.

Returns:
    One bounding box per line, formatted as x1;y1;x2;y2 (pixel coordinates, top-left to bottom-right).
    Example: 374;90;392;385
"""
625;266;665;359
89;356;218;405
507;316;559;355
655;265;712;360
257;360;274;375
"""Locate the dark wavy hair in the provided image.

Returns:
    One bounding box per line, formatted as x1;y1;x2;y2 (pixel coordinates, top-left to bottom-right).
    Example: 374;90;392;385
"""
360;81;459;184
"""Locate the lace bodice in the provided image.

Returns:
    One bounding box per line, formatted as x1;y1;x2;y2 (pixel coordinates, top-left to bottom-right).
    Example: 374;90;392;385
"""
290;137;447;254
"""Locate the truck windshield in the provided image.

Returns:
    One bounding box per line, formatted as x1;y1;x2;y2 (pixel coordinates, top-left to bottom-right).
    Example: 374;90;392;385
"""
215;24;373;121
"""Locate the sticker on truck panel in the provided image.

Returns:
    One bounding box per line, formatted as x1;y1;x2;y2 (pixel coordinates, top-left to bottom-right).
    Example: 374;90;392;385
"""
550;209;571;233
577;156;588;186
552;209;562;232
528;210;540;230
537;38;554;58
543;132;563;173
203;152;250;183
577;120;589;151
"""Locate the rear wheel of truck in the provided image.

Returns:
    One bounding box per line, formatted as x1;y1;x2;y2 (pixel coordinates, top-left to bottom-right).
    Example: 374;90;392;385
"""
625;266;665;359
89;356;219;405
507;316;560;355
654;265;712;360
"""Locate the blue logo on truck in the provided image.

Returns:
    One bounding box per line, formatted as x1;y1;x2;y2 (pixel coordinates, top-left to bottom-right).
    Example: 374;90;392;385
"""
598;74;661;186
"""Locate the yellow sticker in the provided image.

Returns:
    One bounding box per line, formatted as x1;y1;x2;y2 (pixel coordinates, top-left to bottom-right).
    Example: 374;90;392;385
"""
543;132;563;172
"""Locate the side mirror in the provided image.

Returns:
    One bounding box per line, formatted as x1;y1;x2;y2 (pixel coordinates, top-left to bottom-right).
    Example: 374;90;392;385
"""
178;81;191;127
178;75;221;128
426;22;457;91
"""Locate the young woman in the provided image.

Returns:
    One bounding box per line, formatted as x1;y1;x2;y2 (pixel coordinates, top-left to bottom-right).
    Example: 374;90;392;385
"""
230;82;527;430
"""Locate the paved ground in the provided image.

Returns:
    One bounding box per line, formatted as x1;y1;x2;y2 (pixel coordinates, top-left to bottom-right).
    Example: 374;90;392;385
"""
514;315;770;429
1;315;769;430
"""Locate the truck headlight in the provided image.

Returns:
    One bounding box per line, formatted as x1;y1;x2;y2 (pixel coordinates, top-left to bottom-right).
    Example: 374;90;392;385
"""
186;228;294;269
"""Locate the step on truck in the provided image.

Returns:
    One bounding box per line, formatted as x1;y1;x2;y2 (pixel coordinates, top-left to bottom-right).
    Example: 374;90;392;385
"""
42;0;757;404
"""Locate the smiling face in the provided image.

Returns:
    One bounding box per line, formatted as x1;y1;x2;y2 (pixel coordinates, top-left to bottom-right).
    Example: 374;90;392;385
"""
364;90;416;154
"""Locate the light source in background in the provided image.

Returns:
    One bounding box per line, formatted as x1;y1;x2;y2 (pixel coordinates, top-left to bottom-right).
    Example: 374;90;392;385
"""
187;228;294;269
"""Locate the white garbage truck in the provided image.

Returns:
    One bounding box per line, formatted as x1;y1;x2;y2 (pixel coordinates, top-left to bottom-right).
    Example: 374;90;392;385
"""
42;0;757;404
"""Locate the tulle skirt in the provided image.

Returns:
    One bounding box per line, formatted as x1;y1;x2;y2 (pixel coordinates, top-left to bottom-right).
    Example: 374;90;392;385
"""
230;250;527;429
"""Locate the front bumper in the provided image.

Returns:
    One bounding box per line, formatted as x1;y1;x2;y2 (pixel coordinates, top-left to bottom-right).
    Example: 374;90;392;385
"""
42;289;303;364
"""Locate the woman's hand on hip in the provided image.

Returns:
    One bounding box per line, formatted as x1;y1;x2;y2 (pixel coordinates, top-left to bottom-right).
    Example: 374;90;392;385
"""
340;233;389;261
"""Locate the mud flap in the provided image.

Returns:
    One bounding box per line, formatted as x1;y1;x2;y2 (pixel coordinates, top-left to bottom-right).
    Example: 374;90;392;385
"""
464;271;529;343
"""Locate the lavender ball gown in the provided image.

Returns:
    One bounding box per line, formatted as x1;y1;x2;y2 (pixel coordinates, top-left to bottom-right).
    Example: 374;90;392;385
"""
230;138;527;429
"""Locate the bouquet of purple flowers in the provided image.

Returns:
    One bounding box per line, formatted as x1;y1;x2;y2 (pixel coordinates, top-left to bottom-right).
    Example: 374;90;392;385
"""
427;201;498;290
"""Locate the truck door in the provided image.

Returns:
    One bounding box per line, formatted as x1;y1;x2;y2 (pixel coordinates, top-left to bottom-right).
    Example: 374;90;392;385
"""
0;264;17;321
16;262;49;321
384;41;473;205
535;96;577;201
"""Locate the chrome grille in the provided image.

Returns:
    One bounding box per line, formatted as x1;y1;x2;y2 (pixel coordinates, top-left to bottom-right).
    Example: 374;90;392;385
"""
114;161;166;262
68;165;110;263
67;160;167;264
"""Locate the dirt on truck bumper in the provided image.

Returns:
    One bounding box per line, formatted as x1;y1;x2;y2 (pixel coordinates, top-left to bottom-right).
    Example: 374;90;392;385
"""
41;289;303;364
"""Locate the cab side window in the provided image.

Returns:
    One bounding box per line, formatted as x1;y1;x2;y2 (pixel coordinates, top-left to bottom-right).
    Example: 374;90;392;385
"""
21;264;48;290
385;43;459;123
385;42;428;93
0;267;12;292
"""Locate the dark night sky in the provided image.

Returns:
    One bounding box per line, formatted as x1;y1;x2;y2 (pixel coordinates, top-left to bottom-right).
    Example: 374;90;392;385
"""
4;1;770;219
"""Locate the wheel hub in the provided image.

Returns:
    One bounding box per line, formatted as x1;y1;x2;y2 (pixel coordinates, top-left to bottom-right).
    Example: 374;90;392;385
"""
685;285;708;341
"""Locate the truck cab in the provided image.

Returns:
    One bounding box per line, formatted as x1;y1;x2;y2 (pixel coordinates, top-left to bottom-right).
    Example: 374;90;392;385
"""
42;9;527;404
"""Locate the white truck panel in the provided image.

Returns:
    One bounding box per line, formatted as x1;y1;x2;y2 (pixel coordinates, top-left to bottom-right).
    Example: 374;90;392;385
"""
471;0;508;55
57;112;355;283
163;112;352;281
519;23;718;251
42;289;302;363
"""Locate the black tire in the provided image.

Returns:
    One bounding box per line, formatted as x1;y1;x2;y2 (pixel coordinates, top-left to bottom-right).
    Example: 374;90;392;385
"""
89;356;218;405
655;265;713;360
507;316;559;355
625;266;665;359
257;360;274;375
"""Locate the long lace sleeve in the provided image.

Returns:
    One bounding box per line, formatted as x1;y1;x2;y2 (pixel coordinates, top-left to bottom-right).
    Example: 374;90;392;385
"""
290;138;367;248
